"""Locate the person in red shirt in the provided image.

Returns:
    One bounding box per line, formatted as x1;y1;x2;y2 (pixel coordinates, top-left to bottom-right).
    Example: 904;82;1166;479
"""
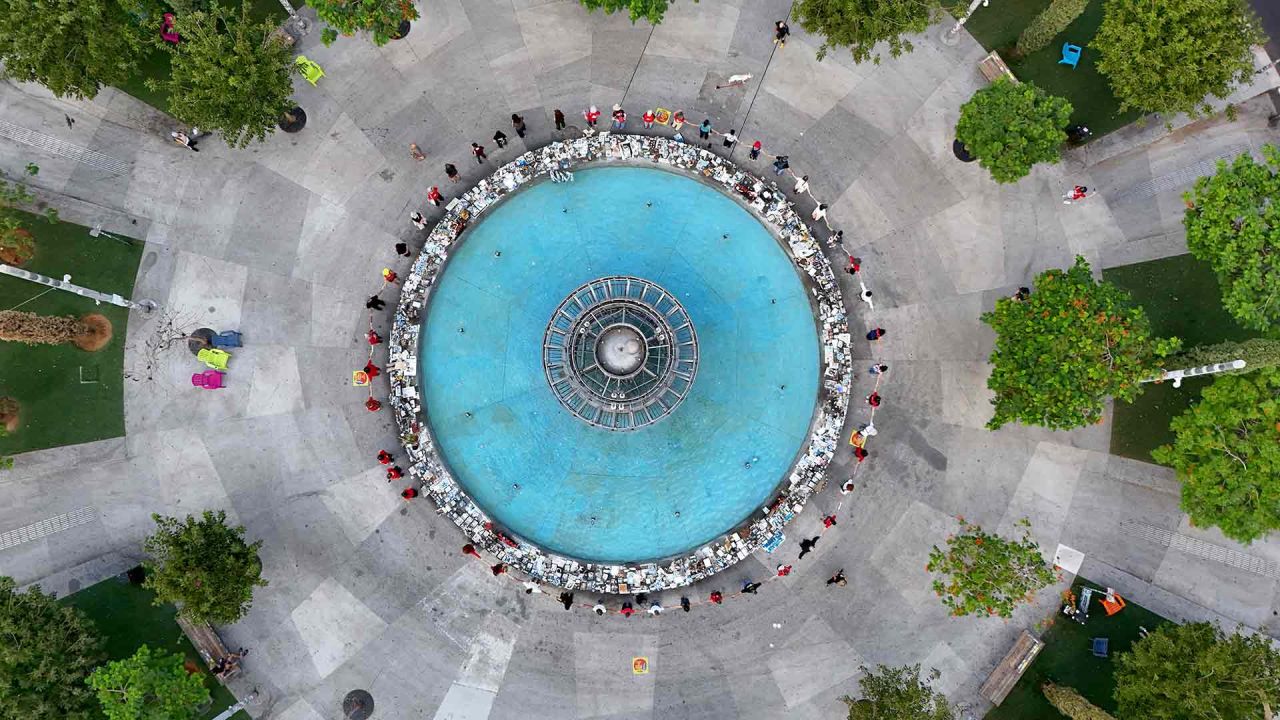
382;268;398;284
364;397;382;412
620;602;634;617
643;109;655;129
386;466;403;481
367;330;382;346
462;543;481;559
364;361;381;379
822;514;837;528
377;450;393;465
401;487;418;500
709;591;723;604
584;105;600;127
750;140;762;160
776;564;792;577
853;447;869;462
427;186;443;206
491;563;506;576
866;392;881;408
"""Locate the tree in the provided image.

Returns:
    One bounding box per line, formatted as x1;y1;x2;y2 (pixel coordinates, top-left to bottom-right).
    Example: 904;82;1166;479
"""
1015;0;1089;57
87;645;209;720
1183;145;1280;333
927;518;1056;618
0;0;149;99
0;169;56;266
151;3;298;149
955;79;1072;184
842;664;954;720
793;0;939;63
1168;337;1280;373
143;510;267;624
982;256;1180;430
311;0;419;46
1151;368;1280;543
1113;622;1280;719
0;576;105;720
1092;0;1264;117
1042;683;1116;720
578;0;676;24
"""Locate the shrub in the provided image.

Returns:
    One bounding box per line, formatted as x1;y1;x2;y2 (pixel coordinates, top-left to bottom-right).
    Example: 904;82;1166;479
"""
1042;682;1116;720
1167;338;1280;374
1015;0;1089;57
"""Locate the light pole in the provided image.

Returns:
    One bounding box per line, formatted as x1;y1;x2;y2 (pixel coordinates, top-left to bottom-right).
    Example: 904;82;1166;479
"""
1143;360;1246;388
942;0;989;46
0;263;156;312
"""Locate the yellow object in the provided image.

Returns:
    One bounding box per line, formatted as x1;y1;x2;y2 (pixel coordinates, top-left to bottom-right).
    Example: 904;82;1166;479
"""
653;108;671;125
295;55;325;86
352;370;370;387
631;657;649;675
848;431;866;448
197;347;230;371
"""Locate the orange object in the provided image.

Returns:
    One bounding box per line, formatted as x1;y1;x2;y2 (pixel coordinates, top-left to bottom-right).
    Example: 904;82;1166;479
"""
1101;593;1126;616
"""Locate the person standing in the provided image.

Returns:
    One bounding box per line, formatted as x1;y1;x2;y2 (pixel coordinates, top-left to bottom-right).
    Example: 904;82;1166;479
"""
395;241;411;256
427;186;443;206
671;110;685;130
611;104;626;129
749;140;762;160
741;580;762;594
620;602;635;618
774;20;790;48
462;543;482;559
593;602;607;616
776;564;793;577
171;130;199;152
709;590;724;604
584;105;601;128
366;295;386;310
559;591;574;610
722;129;738;149
811;204;828;223
409;212;426;231
511;113;526;138
869;363;889;375
698;119;712;145
554;109;566;130
472;143;487;163
798;536;819;558
493;130;507;149
401;487;418;500
680;597;691;612
772;155;789;175
445;163;460;183
794;175;809;194
647;603;663;616
866;392;881;408
822;514;837;528
866;327;885;341
377;450;394;465
643;109;655;129
491;563;507;576
827;569;847;587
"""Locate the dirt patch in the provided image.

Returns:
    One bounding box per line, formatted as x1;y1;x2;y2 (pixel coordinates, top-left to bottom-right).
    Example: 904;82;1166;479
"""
0;397;19;433
73;313;113;352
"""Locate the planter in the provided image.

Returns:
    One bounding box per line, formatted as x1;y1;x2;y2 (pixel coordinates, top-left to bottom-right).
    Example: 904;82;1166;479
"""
952;138;976;163
73;313;113;352
390;19;411;40
0;397;18;433
279;107;307;133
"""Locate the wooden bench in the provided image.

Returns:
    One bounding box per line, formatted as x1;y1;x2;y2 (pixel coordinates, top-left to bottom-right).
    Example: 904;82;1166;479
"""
979;630;1044;705
978;51;1018;84
176;615;240;681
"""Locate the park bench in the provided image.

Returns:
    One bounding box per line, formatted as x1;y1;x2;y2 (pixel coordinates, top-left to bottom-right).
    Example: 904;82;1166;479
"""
979;630;1044;705
176;615;240;681
978;51;1018;85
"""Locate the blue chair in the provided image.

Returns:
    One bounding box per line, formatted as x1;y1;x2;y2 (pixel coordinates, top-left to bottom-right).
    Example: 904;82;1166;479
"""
1092;637;1109;657
1060;43;1082;69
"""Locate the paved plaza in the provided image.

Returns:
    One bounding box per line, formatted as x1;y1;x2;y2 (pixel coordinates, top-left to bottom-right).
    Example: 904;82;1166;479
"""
2;1;1280;718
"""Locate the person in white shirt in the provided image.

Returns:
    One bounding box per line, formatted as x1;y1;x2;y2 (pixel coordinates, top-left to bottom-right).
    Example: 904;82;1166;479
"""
794;175;809;194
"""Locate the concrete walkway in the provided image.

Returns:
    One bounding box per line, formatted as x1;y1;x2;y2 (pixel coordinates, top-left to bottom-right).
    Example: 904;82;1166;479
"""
2;2;1280;718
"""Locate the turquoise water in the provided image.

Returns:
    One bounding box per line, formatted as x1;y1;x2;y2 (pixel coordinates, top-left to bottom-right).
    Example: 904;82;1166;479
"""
419;167;819;562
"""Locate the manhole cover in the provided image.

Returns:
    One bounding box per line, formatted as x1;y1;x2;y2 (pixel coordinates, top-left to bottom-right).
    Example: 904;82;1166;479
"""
342;690;374;719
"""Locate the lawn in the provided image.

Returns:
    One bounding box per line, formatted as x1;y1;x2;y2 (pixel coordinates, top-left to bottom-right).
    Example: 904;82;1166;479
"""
0;210;144;455
115;0;291;112
960;0;1142;138
1102;253;1262;462
985;577;1171;719
61;574;248;719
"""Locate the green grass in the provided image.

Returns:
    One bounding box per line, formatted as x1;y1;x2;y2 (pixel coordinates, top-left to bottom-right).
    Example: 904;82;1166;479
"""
1102;254;1262;462
61;574;247;719
115;0;290;112
961;0;1142;138
0;211;144;455
985;577;1171;719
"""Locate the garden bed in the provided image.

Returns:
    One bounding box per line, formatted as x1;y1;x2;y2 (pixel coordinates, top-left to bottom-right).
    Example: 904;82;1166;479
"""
984;577;1170;719
960;0;1142;139
60;574;248;719
1102;254;1261;462
0;211;143;455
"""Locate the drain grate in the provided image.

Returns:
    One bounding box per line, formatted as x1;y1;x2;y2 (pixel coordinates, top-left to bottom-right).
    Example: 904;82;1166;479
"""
0;119;131;175
1120;519;1280;579
0;506;97;551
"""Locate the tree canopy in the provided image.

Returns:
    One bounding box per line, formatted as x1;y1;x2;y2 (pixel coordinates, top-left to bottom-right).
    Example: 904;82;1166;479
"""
927;518;1056;619
578;0;675;24
143;510;267;624
152;3;297;148
982;256;1180;430
311;0;420;45
1113;622;1280;719
87;645;209;720
1183;145;1280;333
1092;0;1265;117
0;0;149;99
793;0;939;63
0;577;105;720
956;79;1072;184
1152;368;1280;544
842;664;954;720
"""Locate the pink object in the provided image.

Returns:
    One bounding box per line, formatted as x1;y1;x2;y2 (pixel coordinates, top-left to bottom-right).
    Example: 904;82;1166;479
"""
161;13;180;44
191;370;224;389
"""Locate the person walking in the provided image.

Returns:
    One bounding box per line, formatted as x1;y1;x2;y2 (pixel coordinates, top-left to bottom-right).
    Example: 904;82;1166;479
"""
427;186;443;206
741;580;762;594
511;113;526;138
698;119;712;145
798;536;819;558
794;175;809;194
171;130;199;152
866;327;885;341
773;20;790;48
722;129;738;149
493;130;508;149
471;143;487;163
827;569;847;587
870;363;889;375
445;163;460;183
749;140;762;160
643;109;655;129
559;591;574;610
554;108;566;130
584;105;601;128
